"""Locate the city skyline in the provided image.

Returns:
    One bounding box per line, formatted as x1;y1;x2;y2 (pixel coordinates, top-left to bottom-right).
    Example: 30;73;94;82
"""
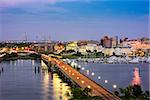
0;0;149;41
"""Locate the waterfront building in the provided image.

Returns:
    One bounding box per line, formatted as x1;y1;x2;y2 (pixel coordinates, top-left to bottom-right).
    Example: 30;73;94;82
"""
54;43;65;53
121;48;132;55
102;48;114;56
101;36;113;48
115;36;119;47
77;40;102;54
114;47;132;56
86;43;98;52
112;37;117;48
121;41;132;48
114;48;122;56
66;41;78;52
30;42;55;53
126;40;150;50
78;45;87;54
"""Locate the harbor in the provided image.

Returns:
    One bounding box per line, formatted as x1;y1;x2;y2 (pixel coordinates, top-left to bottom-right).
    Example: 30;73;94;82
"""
76;56;150;64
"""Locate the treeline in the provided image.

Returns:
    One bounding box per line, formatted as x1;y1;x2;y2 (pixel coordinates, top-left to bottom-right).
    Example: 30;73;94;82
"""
0;43;31;48
66;85;150;100
115;85;149;100
3;52;40;60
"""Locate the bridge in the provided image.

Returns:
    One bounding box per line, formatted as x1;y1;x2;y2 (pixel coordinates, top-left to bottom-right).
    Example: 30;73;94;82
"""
0;49;120;99
41;54;120;100
0;53;6;62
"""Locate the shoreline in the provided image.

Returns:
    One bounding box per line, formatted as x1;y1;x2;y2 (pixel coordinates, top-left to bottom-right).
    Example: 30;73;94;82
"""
2;56;41;61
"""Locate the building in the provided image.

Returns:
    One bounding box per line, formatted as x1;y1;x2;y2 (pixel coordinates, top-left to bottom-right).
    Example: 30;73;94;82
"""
77;40;102;54
112;37;117;48
66;41;78;52
30;42;55;53
101;36;113;48
115;36;119;47
78;45;87;54
114;47;132;56
102;48;114;56
54;43;65;53
125;39;150;50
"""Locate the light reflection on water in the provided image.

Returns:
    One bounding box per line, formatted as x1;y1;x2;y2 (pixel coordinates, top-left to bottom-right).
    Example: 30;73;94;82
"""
132;67;141;86
78;62;149;91
0;60;71;100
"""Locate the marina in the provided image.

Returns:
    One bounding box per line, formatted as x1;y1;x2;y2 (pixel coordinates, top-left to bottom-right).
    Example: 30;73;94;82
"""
76;56;150;64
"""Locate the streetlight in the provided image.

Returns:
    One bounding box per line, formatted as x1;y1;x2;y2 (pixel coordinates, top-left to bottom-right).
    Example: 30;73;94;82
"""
72;73;74;76
104;80;108;83
81;67;85;70
98;76;101;79
81;80;84;84
91;72;95;76
113;84;117;89
77;77;79;79
87;85;91;88
86;70;90;75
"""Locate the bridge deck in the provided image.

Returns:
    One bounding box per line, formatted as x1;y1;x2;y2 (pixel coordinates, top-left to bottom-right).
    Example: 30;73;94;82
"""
41;54;120;100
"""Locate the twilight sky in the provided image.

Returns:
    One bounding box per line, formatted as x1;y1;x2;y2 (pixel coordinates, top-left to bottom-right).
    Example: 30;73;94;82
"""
0;0;149;41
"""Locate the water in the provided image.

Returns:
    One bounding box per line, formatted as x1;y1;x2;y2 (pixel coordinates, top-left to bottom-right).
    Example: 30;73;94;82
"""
0;60;149;100
0;60;70;100
77;62;149;92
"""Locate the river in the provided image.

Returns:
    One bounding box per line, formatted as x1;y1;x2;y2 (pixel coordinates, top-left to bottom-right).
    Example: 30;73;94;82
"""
77;62;149;92
0;60;70;100
0;59;149;100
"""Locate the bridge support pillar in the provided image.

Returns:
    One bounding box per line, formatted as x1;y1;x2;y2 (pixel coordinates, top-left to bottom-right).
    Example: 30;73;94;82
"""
41;60;48;70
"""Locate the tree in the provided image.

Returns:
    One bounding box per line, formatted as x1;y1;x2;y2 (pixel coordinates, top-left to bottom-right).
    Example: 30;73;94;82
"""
67;50;75;53
118;85;150;100
72;51;83;57
119;86;132;98
94;50;97;53
86;50;92;53
132;85;142;98
66;87;102;100
95;52;104;57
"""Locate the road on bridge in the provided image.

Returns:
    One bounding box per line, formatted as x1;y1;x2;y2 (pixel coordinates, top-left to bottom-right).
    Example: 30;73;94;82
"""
42;54;120;100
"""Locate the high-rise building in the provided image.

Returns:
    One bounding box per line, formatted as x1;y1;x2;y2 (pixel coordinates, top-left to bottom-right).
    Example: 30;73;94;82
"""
101;36;112;48
115;36;118;47
112;37;117;48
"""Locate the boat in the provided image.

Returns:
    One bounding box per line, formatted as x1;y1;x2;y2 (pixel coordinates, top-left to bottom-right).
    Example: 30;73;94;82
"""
107;56;117;64
129;58;139;64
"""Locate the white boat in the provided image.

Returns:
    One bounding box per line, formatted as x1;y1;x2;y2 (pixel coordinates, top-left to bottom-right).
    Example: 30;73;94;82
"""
107;56;117;64
129;58;139;63
117;57;127;63
125;56;132;61
138;57;147;63
146;57;150;63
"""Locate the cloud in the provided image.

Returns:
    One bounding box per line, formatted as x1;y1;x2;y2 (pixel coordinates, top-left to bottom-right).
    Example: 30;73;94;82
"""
0;0;92;8
0;0;73;15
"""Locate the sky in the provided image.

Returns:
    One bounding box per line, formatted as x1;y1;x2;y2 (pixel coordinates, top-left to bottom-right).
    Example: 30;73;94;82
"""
0;0;149;41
